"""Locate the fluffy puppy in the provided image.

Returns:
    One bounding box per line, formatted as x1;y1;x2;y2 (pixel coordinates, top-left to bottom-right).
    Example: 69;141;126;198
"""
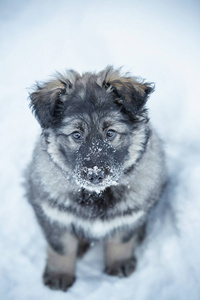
25;66;166;291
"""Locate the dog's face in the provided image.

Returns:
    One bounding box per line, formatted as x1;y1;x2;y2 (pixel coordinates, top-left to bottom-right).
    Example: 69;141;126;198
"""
30;67;154;192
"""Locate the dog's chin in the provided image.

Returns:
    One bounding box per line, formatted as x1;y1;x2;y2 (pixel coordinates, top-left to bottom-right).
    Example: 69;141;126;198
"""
76;179;119;194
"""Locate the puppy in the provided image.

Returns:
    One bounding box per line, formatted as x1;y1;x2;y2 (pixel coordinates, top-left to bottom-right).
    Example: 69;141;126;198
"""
25;66;166;291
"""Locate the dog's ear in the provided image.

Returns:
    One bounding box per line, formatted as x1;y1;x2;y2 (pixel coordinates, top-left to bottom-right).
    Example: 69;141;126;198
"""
29;70;80;128
99;66;154;116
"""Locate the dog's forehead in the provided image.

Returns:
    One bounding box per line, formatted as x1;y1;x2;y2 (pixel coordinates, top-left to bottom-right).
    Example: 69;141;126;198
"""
59;74;131;133
62;79;122;123
61;110;126;131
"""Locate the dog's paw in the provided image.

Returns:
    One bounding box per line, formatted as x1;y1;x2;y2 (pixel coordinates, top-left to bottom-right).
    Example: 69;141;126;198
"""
105;257;136;278
43;269;75;291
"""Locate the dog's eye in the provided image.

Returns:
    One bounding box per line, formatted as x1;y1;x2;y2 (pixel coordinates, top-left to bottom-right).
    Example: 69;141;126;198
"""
106;130;116;141
72;131;83;142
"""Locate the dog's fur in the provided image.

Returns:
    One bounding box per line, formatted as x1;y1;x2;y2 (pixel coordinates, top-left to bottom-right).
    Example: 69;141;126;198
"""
25;66;166;291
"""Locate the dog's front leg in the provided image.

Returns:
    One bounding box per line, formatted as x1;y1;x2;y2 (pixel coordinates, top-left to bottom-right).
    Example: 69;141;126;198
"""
104;228;144;278
43;232;78;291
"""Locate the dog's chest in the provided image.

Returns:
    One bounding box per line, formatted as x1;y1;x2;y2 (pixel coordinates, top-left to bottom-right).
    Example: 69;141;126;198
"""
70;188;122;218
41;199;145;239
39;186;145;239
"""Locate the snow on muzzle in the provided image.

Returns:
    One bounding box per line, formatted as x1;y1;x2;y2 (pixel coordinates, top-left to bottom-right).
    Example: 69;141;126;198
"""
73;141;121;190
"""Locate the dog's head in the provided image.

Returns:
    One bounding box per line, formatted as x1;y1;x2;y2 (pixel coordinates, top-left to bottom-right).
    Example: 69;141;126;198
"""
29;66;154;192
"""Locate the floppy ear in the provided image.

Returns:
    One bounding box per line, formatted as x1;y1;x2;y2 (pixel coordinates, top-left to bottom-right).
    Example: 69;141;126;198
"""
29;70;80;128
99;66;154;116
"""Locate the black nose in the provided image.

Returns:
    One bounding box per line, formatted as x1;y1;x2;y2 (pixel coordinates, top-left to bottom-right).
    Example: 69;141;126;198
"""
87;171;105;184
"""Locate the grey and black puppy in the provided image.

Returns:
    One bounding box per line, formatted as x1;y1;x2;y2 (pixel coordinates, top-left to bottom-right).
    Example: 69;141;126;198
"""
26;66;166;291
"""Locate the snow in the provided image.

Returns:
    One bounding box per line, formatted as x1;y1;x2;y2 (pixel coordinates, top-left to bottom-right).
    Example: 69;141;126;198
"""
0;0;200;299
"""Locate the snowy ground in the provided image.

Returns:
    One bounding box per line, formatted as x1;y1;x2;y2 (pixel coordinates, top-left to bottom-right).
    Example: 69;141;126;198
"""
0;1;200;299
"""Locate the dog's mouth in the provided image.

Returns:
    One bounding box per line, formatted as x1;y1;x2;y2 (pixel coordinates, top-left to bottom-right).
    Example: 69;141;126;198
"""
73;166;120;193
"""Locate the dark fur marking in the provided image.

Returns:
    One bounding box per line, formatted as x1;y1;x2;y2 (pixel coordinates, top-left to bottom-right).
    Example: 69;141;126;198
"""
77;239;90;258
124;127;151;175
120;223;146;243
108;78;154;116
58;144;68;158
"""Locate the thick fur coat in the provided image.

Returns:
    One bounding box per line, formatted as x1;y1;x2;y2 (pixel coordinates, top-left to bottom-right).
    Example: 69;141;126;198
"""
25;66;166;291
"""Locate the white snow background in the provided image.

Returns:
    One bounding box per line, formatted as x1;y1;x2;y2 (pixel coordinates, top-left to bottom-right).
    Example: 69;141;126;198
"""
0;0;200;299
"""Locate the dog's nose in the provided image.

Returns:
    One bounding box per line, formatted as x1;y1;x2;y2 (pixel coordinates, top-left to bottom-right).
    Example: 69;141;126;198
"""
87;171;105;184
